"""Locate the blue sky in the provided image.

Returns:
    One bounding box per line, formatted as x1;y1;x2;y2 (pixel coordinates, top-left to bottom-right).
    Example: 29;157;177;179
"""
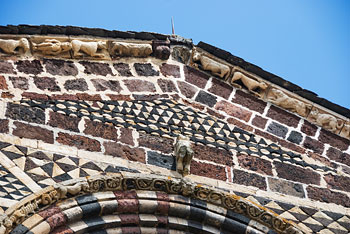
1;0;349;108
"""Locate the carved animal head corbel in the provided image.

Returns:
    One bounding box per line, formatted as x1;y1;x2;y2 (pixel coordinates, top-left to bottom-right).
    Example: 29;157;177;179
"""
174;135;194;176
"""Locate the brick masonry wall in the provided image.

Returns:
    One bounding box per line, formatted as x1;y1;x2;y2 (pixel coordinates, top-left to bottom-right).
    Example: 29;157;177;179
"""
0;42;350;233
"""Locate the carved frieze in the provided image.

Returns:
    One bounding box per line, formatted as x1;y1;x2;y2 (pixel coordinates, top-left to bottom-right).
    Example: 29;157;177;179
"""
231;69;268;98
340;121;350;140
267;88;312;117
308;107;345;133
191;48;232;79
0;37;30;56
109;41;152;58
71;38;110;60
0;173;303;234
31;36;71;58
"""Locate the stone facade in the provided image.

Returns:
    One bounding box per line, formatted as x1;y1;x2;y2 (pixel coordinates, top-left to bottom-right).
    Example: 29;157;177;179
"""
0;25;349;233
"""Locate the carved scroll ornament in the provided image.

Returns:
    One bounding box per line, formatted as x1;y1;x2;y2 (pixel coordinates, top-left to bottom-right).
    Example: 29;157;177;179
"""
0;173;303;234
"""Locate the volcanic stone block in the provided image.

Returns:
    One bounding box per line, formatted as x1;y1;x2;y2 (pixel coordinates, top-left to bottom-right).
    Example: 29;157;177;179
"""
15;60;43;75
6;103;45;124
44;59;78;76
134;63;159;76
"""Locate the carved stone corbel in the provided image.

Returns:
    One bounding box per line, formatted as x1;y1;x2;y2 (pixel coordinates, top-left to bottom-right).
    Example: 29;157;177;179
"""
340;122;350;139
152;40;170;60
31;37;71;57
174;135;194;176
109;41;152;58
0;37;30;55
191;48;231;79
231;70;268;97
71;38;110;59
267;88;312;117
308;107;344;133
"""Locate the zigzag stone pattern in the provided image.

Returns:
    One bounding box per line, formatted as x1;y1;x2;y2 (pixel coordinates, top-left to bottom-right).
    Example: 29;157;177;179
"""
0;26;350;233
22;99;335;173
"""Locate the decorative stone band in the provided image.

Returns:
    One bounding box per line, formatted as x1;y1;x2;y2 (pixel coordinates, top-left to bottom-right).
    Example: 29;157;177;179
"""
0;34;348;139
0;35;170;60
20;99;335;173
0;173;304;234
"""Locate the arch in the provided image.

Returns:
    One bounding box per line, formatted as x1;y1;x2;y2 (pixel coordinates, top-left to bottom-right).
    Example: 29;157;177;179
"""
0;173;303;234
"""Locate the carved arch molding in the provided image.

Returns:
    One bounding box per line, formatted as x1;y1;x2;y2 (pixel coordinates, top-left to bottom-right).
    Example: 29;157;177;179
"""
0;173;303;234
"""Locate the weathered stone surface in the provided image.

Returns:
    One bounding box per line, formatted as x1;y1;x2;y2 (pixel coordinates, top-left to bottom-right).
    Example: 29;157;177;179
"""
190;160;226;181
44;59;78;76
107;94;132;101
237;154;272;175
133;94;168;100
119;128;134;146
184;66;209;89
15;60;43;75
307;186;350;207
232;169;267;190
267;122;288;138
287;131;303;144
324;174;350;192
80;61;113;76
254;129;305;154
13;121;53;143
134;63;159;76
91;79;121;92
274;161;320;185
49;112;80;132
0;76;7;89
307;151;334;168
303;136;324;154
326;147;350;166
157;79;178;93
160;63;180;77
0;119;9;133
227;118;254;132
50;93;78;100
84;119;118;141
57;132;101;151
195;91;217;107
138;133;174;154
76;93;101;100
33;76;60;91
22;92;49;100
9;76;28;89
232;90;266;114
147;151;176;170
1;92;14;98
301;120;318;136
113;63;132;77
267;105;300;128
318;129;350;151
215;100;251;122
268;178;305;198
208;78;233;99
252;115;267;129
64;79;88;91
104;142;145;163
177;81;197;98
0;61;15;74
6;103;45;124
124;80;156;92
193;144;233;166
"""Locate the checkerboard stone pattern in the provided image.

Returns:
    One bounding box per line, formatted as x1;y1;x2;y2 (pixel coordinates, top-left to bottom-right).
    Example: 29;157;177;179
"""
23;99;335;173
